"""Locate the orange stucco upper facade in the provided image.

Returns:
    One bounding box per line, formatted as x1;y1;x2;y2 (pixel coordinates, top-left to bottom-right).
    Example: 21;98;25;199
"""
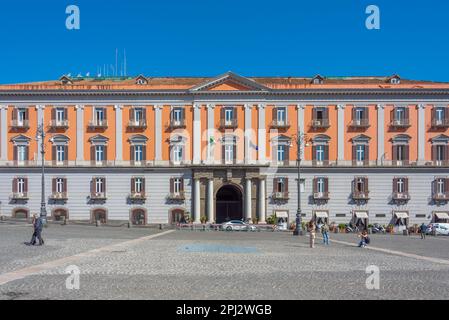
1;72;449;167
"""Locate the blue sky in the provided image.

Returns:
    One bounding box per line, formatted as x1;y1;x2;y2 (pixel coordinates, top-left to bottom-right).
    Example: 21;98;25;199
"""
0;0;448;84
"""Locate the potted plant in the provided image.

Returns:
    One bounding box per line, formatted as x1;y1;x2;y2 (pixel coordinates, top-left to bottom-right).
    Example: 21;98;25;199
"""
338;223;346;233
266;214;276;225
200;215;207;224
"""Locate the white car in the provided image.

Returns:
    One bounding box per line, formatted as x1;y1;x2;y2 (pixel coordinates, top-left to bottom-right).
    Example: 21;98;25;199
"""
221;220;257;232
427;223;449;235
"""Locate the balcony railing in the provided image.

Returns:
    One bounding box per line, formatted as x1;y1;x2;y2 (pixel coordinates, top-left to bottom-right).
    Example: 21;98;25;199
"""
169;119;186;129
272;192;289;200
219;119;238;129
352;191;370;200
392;192;410;201
349;119;370;128
390;119;411;128
129;192;146;200
49;120;69;129
90;192;107;200
10;192;28;200
313;192;330;200
270;120;291;129
310;119;330;129
431;118;449;128
167;192;185;201
127;120;147;129
433;192;449;201
88;120;108;129
49;192;68;200
10;120;30;129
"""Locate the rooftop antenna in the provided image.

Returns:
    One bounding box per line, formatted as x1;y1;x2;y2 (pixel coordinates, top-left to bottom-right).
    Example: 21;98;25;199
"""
115;48;118;77
124;49;127;77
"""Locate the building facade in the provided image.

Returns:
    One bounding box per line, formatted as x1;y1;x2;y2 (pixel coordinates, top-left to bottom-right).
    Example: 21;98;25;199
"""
1;72;449;228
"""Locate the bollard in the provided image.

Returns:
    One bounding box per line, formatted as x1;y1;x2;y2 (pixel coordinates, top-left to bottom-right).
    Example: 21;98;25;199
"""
159;224;163;230
128;222;132;229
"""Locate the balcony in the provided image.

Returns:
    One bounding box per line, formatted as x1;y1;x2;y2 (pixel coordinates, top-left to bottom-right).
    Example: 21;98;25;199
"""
129;192;146;201
10;192;29;200
433;192;449;201
349;119;370;128
352;191;370;200
270;120;291;129
88;120;108;129
49;192;68;200
390;119;411;128
10;120;30;130
90;192;107;200
313;192;330;200
310;119;330;129
392;192;410;201
169;119;186;129
127;120;147;129
431;118;449;129
49;120;69;129
167;192;185;201
272;192;289;200
219;119;238;129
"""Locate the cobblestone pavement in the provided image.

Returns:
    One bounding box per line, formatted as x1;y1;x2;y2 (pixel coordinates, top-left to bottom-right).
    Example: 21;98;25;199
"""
0;224;448;300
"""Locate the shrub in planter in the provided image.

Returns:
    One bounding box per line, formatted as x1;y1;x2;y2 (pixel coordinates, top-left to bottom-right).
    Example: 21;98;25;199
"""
200;216;207;224
266;214;276;225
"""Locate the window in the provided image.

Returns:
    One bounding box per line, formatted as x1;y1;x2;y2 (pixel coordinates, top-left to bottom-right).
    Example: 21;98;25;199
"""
17;145;27;162
173;178;183;194
17;178;26;193
173;145;183;163
56;145;65;163
56;178;65;193
316;145;325;162
17;109;27;124
436;145;446;162
277;145;286;162
435;108;445;122
437;178;445;194
95;178;105;193
276;107;286;123
225;108;234;123
395;108;404;121
134;177;144;193
356;145;365;162
354;108;364;121
56;108;65;122
134;108;143;122
172;108;183;122
397;178;405;193
316;178;325;193
95;108;105;122
134;145;143;162
275;178;287;193
95;145;105;162
225;144;234;163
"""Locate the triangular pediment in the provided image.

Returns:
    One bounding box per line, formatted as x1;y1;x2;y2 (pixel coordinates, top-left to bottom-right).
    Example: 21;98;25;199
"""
190;72;270;92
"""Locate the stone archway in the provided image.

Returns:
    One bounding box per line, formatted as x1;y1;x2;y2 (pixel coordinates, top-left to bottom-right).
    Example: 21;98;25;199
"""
130;208;146;225
91;208;107;224
52;208;69;221
170;208;186;224
12;208;29;219
216;184;243;223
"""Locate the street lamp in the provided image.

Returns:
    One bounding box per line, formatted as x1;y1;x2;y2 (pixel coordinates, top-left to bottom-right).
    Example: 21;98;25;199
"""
36;123;47;223
293;133;309;236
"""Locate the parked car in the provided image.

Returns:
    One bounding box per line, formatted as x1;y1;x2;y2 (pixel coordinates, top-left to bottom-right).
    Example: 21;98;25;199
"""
426;223;449;235
221;220;257;232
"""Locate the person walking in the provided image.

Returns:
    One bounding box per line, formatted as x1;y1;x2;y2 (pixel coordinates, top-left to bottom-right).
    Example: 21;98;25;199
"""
308;221;316;248
321;223;330;245
420;223;427;239
27;214;44;246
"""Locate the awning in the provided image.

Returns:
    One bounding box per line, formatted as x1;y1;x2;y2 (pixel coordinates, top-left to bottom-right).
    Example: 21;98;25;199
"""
434;212;449;219
394;212;409;219
275;211;288;218
315;211;328;218
354;211;369;219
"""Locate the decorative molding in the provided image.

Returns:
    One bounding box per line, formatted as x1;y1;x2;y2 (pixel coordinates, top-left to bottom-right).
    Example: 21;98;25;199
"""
113;104;123;110
296;104;305;110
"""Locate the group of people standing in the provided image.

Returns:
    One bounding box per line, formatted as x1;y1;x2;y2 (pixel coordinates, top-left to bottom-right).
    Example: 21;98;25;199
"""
306;221;370;249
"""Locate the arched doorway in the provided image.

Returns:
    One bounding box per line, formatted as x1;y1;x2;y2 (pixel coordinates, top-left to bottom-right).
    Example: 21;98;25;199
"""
53;208;69;221
171;208;187;224
216;184;243;223
131;208;146;225
13;208;29;219
91;208;107;224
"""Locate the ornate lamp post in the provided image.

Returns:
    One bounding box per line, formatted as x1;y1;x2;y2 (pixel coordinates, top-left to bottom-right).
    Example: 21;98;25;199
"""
36;123;47;223
293;133;308;236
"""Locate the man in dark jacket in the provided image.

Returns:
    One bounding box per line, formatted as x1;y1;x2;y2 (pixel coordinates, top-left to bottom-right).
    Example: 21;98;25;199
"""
27;214;44;246
420;223;427;239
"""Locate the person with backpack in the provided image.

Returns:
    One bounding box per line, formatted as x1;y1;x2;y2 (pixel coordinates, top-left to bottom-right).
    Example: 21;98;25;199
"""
358;229;370;248
321;223;330;245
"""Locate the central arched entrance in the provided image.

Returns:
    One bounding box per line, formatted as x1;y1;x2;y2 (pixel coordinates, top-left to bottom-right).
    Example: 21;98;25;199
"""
216;184;243;223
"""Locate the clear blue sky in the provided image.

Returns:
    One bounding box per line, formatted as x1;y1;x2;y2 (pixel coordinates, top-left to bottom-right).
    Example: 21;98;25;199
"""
0;0;448;84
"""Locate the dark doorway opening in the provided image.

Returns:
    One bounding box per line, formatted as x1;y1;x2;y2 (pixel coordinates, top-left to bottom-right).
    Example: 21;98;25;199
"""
216;184;243;223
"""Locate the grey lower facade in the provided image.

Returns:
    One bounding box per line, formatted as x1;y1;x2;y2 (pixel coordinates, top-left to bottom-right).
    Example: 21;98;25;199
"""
1;166;449;227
